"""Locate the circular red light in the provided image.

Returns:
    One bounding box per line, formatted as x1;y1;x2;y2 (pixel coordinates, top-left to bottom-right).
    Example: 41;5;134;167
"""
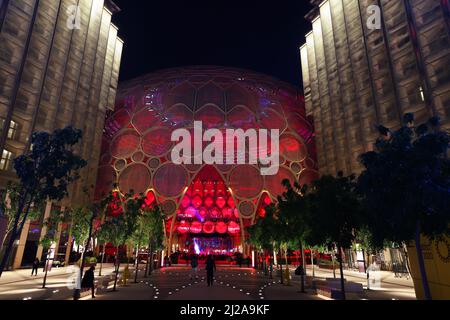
228;221;240;234
190;221;202;234
177;221;190;234
216;222;227;234
203;221;215;234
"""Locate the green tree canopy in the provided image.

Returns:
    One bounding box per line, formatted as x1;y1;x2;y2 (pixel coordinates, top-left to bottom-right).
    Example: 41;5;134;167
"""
358;115;450;248
0;126;87;277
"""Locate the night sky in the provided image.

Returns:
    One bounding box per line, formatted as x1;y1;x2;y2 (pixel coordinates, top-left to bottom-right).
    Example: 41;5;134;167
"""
112;0;313;88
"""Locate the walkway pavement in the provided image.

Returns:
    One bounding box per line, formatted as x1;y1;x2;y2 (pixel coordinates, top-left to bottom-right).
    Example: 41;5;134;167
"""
0;264;121;300
298;265;416;300
0;264;417;300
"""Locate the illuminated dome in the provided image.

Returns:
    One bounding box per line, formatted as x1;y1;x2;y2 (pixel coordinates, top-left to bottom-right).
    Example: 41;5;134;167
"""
95;66;318;255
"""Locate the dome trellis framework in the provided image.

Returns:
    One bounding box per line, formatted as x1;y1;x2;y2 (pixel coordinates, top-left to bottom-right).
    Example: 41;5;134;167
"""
95;66;319;255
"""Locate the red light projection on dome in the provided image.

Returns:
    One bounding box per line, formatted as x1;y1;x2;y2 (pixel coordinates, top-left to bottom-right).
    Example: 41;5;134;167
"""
203;221;215;234
178;221;190;234
95;66;319;258
190;221;203;234
228;221;241;234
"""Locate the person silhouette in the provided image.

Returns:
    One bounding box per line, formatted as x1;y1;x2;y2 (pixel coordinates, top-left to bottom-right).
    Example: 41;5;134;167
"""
205;255;216;287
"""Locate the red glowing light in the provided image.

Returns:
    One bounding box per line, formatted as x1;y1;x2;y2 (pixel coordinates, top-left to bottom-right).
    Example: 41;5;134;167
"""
216;222;227;234
228;221;240;234
203;221;215;234
190;221;203;234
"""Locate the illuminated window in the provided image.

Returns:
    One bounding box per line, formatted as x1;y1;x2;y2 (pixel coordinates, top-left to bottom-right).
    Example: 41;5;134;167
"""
7;120;18;139
0;149;13;171
419;86;425;102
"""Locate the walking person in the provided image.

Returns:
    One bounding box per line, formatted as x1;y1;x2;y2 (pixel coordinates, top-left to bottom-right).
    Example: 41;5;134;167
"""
205;255;216;287
81;265;96;298
31;258;39;276
190;253;198;280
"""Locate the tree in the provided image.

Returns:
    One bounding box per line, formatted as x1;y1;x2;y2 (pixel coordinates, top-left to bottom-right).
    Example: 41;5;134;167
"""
0;182;43;258
40;208;65;288
96;191;144;291
94;191;116;277
68;206;92;253
131;204;165;280
247;208;278;278
247;203;288;282
0;127;87;277
305;173;363;300
357;115;450;300
277;179;311;292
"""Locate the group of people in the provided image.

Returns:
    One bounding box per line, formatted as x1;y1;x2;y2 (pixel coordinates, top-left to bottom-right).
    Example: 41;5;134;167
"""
190;254;217;287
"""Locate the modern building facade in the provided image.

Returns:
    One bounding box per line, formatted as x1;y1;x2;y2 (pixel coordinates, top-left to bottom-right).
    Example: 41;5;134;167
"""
300;0;450;176
0;0;123;269
95;66;319;261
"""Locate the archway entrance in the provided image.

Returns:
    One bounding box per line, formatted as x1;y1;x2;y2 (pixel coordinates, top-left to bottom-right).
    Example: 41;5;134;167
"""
168;166;243;265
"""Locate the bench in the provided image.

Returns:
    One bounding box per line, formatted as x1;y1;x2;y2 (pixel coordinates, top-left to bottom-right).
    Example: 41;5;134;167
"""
315;285;344;300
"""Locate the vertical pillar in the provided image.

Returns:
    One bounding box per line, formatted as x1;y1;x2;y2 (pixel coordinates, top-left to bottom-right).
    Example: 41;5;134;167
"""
35;201;52;260
64;224;73;266
12;220;31;270
52;206;65;261
52;222;63;262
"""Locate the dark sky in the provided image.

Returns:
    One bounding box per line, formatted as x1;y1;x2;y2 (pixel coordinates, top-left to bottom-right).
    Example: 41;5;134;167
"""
112;0;313;87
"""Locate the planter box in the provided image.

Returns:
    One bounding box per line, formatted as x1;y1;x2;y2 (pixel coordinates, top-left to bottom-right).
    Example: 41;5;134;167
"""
313;278;363;293
315;285;344;300
318;264;336;270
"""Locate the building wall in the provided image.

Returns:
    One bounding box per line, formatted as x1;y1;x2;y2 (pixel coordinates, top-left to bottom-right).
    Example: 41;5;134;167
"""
0;0;123;268
300;0;450;176
407;236;450;300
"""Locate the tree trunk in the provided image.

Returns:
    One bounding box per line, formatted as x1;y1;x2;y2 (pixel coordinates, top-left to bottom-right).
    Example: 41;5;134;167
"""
415;222;432;300
74;211;95;300
331;249;336;279
338;246;346;300
299;243;305;293
311;248;315;279
302;245;307;277
402;242;412;276
362;248;367;273
144;241;150;278
284;247;290;285
42;251;49;288
98;244;106;276
134;243;140;283
113;247;120;291
148;242;153;276
279;247;283;284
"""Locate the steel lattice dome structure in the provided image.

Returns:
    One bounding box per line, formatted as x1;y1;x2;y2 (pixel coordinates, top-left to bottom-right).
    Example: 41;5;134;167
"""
95;66;318;254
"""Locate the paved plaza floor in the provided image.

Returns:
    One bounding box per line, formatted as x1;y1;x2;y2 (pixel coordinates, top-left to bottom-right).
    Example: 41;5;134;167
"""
0;264;416;300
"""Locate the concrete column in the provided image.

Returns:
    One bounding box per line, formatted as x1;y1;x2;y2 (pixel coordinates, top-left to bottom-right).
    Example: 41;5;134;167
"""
35;201;52;260
12;220;31;270
52;206;65;261
52;222;63;260
64;224;73;266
